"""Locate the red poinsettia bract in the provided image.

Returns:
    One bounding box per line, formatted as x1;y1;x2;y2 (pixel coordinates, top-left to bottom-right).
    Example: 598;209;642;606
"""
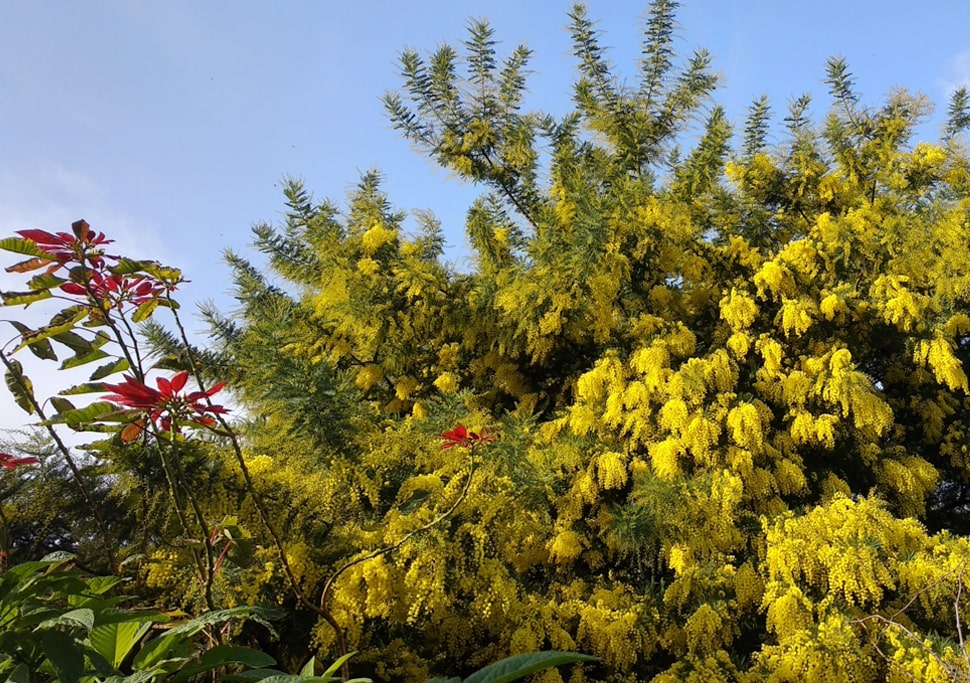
60;272;165;309
14;219;115;273
0;453;40;469
440;425;494;449
103;370;228;437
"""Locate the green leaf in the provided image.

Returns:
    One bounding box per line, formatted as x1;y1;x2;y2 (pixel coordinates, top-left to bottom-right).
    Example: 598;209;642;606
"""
50;396;77;415
462;652;598;683
1;289;53;306
13;311;90;354
318;651;363;680
0;237;56;259
61;381;109;395
111;258;152;276
299;657;316;677
132;299;160;323
36;607;95;633
27;272;67;291
400;489;432;514
165;606;281;639
45;401;118;426
51;328;94;353
88;620;153;670
60;348;109;371
85;576;127;596
89;357;129;381
130;630;192;671
172;646;276;683
9;321;57;361
5;360;35;414
6;662;31;683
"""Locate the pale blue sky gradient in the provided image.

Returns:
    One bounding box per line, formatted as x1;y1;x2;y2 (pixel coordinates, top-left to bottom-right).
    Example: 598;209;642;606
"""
1;1;968;429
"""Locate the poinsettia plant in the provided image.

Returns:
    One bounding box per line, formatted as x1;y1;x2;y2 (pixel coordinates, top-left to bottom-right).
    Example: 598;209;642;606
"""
0;220;234;594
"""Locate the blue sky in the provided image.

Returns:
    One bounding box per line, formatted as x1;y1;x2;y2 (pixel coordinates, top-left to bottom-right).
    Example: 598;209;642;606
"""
1;1;969;430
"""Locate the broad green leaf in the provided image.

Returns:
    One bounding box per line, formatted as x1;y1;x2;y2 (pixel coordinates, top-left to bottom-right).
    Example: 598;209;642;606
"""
132;299;160;323
90;358;129;381
111;258;152;276
9;321;57;361
51;328;94;354
14;311;89;353
462;652;598;683
91;330;112;349
0;237;56;259
140;262;182;282
61;382;109;395
172;646;276;683
83;576;126;596
27;272;67;291
5;360;35;414
45;401;118;426
130;630;192;671
60;348;109;371
88;620;153;670
1;289;52;306
6;662;30;683
165;605;281;639
318;651;362;679
299;657;316;677
50;396;76;415
36;607;95;633
221;670;285;681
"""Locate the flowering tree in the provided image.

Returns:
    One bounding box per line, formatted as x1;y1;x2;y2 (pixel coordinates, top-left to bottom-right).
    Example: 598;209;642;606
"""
183;4;970;682
5;2;970;682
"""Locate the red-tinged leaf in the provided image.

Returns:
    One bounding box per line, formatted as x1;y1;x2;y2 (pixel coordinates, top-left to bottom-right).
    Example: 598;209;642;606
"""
16;229;60;245
156;376;172;396
203;381;226;397
71;219;90;241
131;298;160;322
6;257;52;273
59;282;87;296
89;358;129;382
170;371;189;393
1;289;53;306
0;236;57;259
120;421;145;444
0;454;40;469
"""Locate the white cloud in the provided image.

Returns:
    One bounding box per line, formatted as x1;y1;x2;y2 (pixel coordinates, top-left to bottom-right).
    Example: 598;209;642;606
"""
937;49;970;97
0;161;173;264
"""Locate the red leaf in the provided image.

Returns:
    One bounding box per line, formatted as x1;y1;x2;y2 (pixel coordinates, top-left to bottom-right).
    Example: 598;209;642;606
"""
170;370;189;393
